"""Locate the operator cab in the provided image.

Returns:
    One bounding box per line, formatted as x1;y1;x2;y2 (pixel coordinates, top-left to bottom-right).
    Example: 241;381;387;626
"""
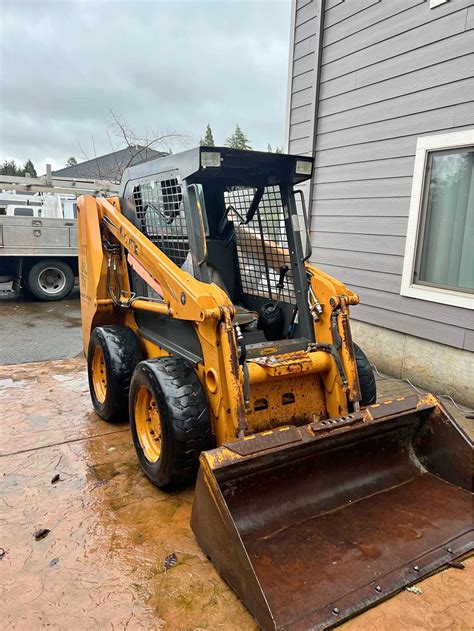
121;147;314;355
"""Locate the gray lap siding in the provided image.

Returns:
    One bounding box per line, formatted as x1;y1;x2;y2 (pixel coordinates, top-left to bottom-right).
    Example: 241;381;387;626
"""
287;0;474;350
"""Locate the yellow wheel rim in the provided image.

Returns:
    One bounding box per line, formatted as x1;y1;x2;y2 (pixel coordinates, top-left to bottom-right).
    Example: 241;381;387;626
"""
91;346;107;404
135;385;162;463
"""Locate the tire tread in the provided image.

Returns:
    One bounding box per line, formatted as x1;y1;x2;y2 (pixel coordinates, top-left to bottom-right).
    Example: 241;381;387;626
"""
130;356;212;489
354;343;377;406
87;325;143;422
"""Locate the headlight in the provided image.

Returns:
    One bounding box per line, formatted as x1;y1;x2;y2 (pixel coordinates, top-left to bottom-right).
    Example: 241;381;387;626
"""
295;159;312;176
201;152;221;168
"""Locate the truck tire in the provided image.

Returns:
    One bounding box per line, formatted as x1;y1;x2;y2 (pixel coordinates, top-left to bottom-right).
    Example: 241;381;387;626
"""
129;357;213;489
354;343;376;406
87;325;143;422
26;260;74;301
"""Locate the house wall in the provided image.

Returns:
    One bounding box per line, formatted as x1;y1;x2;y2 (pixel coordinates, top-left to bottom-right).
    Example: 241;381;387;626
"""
286;0;323;157
286;0;474;404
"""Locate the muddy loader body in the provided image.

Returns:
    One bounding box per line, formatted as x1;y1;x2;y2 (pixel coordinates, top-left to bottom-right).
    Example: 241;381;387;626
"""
77;147;473;629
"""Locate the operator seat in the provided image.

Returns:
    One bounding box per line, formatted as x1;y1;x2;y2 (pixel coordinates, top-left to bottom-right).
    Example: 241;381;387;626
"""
181;252;257;327
181;252;229;296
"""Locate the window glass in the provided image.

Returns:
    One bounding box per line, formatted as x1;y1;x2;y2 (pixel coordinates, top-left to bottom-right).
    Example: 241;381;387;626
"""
14;207;34;216
416;150;473;293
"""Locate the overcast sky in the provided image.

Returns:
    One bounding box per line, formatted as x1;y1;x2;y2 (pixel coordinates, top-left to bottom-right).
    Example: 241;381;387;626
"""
0;0;291;172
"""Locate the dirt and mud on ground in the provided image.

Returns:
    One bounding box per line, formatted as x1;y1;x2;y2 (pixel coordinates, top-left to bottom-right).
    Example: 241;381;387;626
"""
1;356;472;630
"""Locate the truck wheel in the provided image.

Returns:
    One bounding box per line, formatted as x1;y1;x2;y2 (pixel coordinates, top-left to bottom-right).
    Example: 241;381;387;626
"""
354;343;376;406
87;326;143;422
27;260;74;301
130;357;213;489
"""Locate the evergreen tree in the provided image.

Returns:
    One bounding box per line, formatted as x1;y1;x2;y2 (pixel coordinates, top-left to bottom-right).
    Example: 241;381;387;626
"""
225;124;252;150
0;159;38;177
200;124;215;147
267;144;284;154
23;159;37;177
0;159;21;175
66;156;78;167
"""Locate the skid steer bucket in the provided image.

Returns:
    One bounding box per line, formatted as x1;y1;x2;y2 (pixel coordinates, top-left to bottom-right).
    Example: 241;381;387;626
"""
191;394;473;630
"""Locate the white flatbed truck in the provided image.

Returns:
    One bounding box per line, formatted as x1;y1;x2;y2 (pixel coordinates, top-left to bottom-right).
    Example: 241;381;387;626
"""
0;170;118;301
0;213;79;300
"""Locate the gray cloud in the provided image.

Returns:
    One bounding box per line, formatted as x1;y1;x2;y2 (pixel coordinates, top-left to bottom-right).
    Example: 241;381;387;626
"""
0;0;291;171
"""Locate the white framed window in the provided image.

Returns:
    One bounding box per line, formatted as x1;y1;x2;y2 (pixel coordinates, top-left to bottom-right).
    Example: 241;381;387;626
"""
401;130;474;310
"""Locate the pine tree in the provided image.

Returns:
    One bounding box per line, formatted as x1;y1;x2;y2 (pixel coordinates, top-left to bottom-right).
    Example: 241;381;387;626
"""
0;159;21;175
225;124;252;150
66;157;78;167
200;124;215;147
267;144;284;154
0;158;39;177
23;159;37;177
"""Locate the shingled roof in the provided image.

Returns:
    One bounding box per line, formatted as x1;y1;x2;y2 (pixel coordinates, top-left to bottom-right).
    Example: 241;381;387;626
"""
52;146;166;183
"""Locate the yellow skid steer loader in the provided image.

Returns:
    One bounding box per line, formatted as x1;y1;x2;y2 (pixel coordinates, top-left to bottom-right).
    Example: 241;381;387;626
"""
78;147;472;630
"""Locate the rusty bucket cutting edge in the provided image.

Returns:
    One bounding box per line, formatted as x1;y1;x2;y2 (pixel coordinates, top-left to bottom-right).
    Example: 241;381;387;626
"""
191;394;473;630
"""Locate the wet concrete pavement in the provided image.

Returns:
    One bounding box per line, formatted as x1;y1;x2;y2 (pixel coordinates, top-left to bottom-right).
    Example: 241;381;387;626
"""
0;283;83;364
1;356;472;630
1;358;255;630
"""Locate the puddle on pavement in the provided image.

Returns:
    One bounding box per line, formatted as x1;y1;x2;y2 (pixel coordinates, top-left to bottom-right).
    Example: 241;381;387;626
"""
0;378;27;388
1;357;472;630
0;288;81;324
0;377;29;401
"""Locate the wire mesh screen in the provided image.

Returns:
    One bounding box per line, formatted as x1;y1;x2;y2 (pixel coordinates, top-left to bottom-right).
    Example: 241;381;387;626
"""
224;186;295;302
132;176;189;266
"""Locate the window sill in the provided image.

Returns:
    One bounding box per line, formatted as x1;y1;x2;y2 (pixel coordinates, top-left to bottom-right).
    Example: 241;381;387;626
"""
401;283;474;310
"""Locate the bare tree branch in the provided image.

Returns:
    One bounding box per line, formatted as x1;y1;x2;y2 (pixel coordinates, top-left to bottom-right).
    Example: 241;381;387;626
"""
76;139;90;163
72;110;189;183
75;139;105;180
91;136;102;180
109;109;133;150
108;108;189;176
106;128;122;177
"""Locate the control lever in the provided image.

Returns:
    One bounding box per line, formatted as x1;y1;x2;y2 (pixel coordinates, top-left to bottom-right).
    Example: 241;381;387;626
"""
276;265;289;291
273;264;289;310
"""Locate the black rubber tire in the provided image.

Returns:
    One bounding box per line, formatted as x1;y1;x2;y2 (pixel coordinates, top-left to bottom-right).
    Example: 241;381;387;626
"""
129;357;213;489
354;343;376;406
87;325;143;422
26;259;74;301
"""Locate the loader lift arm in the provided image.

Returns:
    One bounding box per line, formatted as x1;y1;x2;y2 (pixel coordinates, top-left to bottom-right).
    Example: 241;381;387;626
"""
80;195;232;322
78;194;247;442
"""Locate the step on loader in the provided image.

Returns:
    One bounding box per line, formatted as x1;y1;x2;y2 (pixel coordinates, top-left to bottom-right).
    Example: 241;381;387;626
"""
77;147;472;630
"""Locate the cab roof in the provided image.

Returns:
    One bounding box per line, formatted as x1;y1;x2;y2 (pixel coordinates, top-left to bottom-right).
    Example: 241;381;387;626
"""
119;146;313;194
